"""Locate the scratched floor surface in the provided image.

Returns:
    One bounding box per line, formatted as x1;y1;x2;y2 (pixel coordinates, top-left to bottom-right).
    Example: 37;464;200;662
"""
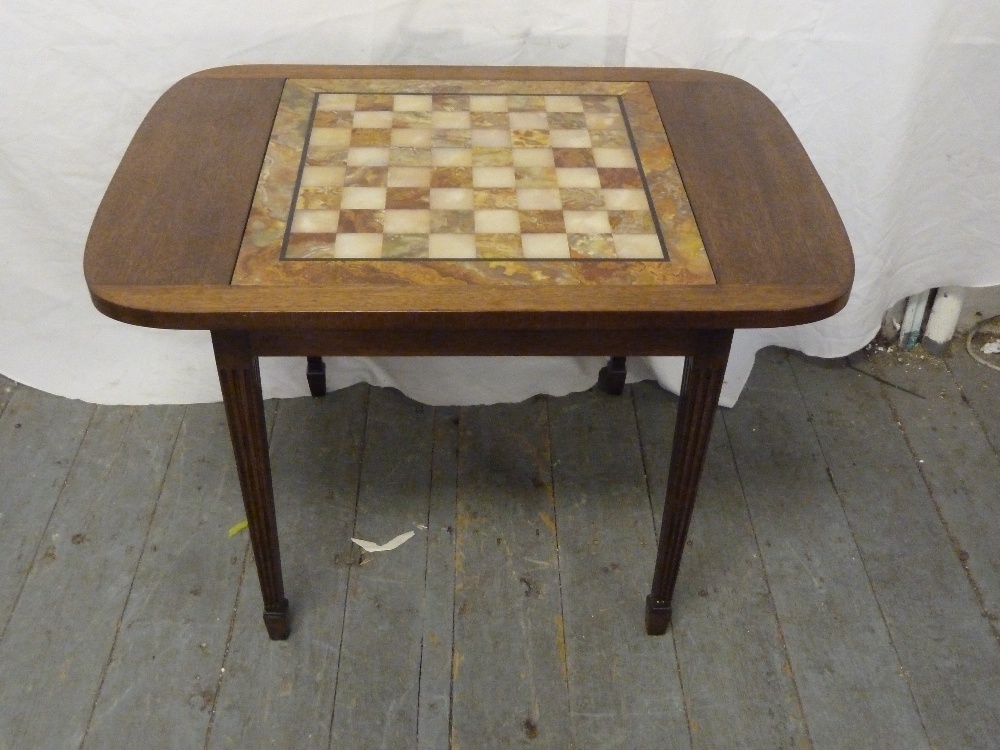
0;346;998;749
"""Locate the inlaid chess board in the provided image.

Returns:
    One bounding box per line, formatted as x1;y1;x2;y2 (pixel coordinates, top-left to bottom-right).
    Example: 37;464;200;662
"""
232;78;716;287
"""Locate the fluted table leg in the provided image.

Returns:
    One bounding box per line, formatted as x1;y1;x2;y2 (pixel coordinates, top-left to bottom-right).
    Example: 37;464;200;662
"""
646;329;733;635
212;331;290;640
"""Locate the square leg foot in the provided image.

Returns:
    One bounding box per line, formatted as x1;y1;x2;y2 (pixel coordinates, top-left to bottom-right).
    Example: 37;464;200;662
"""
263;598;291;640
306;356;327;398
645;595;672;636
597;356;627;396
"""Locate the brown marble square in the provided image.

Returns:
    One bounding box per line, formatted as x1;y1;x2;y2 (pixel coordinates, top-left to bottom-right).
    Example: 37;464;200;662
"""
355;94;394;110
473;188;518;209
383;234;430;258
608;209;656;233
559;188;605;210
343;167;388;187
580;96;621;114
431;167;474;188
285;233;337;259
338;209;384;233
598;168;644;189
475;233;523;259
470;112;509;129
518;210;565;233
547;112;588;129
433;94;470;111
552;148;597;168
511;129;551;148
350;128;391;147
430;209;475;233
386;187;431;209
296;186;343;210
313;110;354;128
305;146;348;166
567;233;617;258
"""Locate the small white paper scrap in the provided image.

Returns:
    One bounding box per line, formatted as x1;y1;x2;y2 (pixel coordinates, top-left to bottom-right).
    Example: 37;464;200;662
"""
351;531;415;553
982;340;1000;355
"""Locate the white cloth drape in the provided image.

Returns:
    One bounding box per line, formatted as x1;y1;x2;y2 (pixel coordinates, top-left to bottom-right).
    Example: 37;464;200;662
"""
2;1;998;406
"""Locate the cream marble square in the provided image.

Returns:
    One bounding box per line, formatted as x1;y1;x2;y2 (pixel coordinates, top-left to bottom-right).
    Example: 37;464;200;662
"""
613;234;664;258
383;209;431;234
429;188;475;210
333;233;382;258
309;128;352;148
387;167;432;187
300;166;347;187
564;210;612;234
602;188;649;210
428;234;476;258
432;111;472;129
508;112;549;130
516;188;562;210
346;147;390;167
586;113;625;131
548;129;592;148
593;148;637;168
394;94;433;111
474;209;520;234
470;129;511;148
340;186;387;209
556;168;601;188
545;95;584;112
469;95;508;112
290;209;340;233
512;148;555;167
521;234;571;258
431;148;473;167
317;93;356;111
391;129;433;148
353;111;394;129
473;167;516;188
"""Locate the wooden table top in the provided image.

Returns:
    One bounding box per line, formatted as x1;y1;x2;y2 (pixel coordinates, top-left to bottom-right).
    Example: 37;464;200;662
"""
85;65;853;333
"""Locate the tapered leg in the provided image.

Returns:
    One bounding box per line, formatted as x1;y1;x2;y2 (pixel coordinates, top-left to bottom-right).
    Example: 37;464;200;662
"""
646;330;733;635
212;331;290;640
597;356;627;395
306;356;326;397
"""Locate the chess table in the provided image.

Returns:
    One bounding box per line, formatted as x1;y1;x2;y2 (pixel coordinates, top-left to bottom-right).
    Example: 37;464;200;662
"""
84;65;853;640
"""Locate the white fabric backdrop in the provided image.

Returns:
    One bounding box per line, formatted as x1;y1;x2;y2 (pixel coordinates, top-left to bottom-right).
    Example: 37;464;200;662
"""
2;1;998;407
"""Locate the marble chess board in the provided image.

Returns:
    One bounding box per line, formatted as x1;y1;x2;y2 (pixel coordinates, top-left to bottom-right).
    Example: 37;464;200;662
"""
232;79;715;287
288;91;664;261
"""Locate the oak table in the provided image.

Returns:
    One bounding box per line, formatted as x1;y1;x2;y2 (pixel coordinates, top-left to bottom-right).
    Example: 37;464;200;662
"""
85;65;853;640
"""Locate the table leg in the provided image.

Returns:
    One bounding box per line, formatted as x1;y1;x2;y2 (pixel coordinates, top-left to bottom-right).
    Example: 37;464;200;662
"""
646;330;733;635
306;356;327;397
597;356;627;395
212;331;290;640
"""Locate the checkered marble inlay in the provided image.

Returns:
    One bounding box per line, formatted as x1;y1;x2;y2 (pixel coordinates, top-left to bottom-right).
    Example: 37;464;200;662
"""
232;78;715;287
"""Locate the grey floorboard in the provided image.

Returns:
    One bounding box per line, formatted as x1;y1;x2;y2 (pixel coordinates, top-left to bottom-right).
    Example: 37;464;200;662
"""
632;382;810;749
81;401;277;749
0;403;184;750
945;346;1000;454
870;350;1000;628
548;388;689;750
207;386;367;750
416;406;459;750
0;387;95;637
450;400;572;749
328;388;436;749
725;349;929;750
0;375;15;415
791;352;1000;748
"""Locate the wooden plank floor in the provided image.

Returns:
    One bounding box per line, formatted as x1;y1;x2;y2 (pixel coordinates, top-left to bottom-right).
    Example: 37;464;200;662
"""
0;346;998;749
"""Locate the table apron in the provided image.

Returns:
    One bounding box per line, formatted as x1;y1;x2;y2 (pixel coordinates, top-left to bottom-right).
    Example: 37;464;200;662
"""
244;328;732;357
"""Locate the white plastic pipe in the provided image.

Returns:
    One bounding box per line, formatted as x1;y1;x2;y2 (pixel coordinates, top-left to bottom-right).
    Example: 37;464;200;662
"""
923;286;966;354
